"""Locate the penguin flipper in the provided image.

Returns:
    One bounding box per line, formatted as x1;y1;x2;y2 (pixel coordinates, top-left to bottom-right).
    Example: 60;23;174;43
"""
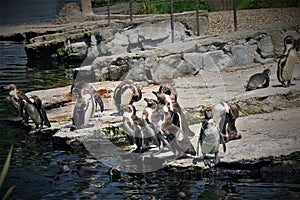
219;133;226;153
123;121;135;137
41;108;51;127
94;93;104;112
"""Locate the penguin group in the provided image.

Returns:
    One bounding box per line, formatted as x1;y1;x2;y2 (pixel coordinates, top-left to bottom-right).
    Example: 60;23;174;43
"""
4;84;51;130
115;81;196;158
245;35;299;91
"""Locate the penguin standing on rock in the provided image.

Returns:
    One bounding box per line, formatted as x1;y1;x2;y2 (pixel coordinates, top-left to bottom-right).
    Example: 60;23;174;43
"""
71;82;104;129
199;118;226;167
245;69;271;91
4;84;51;129
153;84;195;137
121;104;148;153
113;80;142;115
277;35;299;87
212;102;241;142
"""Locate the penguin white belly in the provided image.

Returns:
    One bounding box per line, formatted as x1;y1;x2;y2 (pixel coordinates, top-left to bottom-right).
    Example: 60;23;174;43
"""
83;95;93;127
282;50;298;81
201;125;220;155
25;102;42;126
120;88;133;105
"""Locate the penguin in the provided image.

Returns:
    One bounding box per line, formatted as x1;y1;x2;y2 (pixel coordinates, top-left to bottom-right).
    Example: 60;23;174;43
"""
212;102;241;142
72;84;94;129
245;68;271;91
160;104;196;157
121;104;148;153
142;98;169;152
71;82;104;113
113;80;142;115
29;95;51;128
152;84;195;137
4;86;21;116
277;35;299;87
4;84;29;120
4;84;51;129
199;118;226;167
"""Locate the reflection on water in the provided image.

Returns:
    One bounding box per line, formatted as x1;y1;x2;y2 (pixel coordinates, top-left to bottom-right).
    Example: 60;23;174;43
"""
0;42;299;199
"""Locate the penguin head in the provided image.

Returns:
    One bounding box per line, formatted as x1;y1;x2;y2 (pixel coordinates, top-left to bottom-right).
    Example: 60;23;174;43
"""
284;36;296;50
144;98;158;107
4;84;17;91
120;104;136;115
262;68;271;76
109;165;122;181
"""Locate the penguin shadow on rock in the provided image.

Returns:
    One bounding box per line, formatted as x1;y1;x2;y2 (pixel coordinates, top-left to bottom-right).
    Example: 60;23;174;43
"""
275;35;300;88
70;82;104;130
3;84;51;131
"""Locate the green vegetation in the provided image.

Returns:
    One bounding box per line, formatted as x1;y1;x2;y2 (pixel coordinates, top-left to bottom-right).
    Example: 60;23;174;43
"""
92;0;299;14
0;145;15;200
237;0;300;9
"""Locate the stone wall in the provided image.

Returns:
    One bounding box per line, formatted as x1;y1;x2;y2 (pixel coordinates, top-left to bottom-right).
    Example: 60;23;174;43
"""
86;21;300;82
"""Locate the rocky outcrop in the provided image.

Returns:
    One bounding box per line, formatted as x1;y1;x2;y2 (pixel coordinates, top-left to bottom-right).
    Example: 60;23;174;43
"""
86;21;299;82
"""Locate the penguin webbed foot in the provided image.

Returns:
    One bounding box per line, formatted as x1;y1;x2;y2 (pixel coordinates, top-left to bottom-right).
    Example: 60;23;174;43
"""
203;156;211;167
214;153;220;166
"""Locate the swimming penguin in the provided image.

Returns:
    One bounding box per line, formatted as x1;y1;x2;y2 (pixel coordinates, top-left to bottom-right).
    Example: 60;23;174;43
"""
4;84;51;129
113;80;142;115
245;68;271;91
72;85;94;129
212;102;241;142
121;104;148;153
199;118;226;167
153;84;195;137
277;35;298;87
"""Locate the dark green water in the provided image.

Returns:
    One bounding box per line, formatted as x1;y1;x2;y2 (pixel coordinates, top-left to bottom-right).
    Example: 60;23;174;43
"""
0;41;299;200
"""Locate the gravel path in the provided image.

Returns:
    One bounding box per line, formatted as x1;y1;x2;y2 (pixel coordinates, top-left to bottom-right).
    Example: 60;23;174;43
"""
206;7;300;35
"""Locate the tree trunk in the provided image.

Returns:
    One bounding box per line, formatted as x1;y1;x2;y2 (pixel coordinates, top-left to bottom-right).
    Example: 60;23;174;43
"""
81;0;93;15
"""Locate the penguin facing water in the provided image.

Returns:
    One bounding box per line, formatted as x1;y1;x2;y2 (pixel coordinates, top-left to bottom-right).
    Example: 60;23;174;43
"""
277;35;299;87
113;80;142;115
4;84;51;129
245;69;271;91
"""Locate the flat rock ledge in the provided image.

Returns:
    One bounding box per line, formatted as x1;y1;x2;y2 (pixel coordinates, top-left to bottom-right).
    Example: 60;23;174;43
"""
8;61;298;171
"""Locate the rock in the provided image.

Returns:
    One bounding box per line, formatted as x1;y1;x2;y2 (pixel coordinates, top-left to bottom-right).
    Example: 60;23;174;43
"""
87;21;300;82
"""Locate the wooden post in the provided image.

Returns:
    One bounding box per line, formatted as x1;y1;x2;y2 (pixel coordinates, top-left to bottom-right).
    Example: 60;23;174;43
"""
107;0;110;24
81;0;93;14
170;0;174;43
195;0;200;36
233;0;237;31
130;0;133;22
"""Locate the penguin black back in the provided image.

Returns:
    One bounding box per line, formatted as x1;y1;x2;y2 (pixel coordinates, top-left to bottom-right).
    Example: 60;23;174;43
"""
245;68;271;91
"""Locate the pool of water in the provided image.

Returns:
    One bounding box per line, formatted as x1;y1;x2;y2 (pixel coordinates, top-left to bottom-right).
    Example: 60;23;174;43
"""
0;41;299;200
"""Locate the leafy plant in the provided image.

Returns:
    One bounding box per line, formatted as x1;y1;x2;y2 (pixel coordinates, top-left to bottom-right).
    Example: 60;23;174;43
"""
0;145;15;200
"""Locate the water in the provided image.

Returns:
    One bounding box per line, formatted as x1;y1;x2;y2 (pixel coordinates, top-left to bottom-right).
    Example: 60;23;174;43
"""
0;42;300;199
